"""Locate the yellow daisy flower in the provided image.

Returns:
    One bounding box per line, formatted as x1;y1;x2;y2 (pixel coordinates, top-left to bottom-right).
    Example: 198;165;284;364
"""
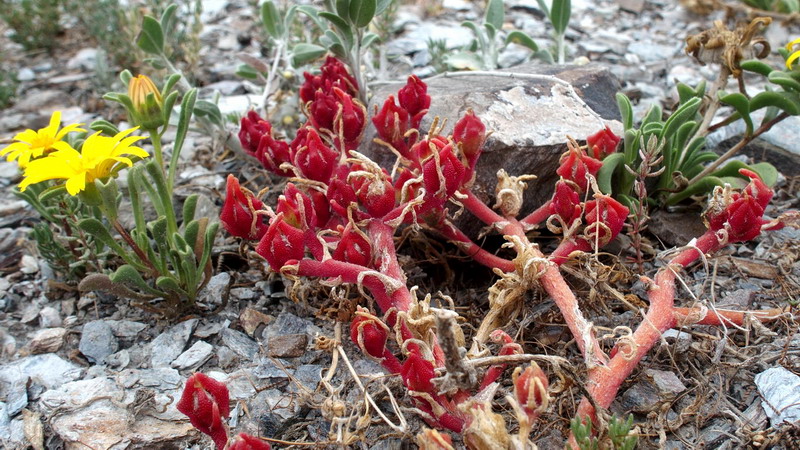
19;128;149;196
787;38;800;70
0;111;84;168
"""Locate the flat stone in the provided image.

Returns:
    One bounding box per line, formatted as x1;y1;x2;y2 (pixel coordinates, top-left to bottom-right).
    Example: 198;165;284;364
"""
41;377;195;448
645;369;686;396
149;319;198;367
755;367;800;427
79;320;118;364
118;368;182;390
263;312;321;343
619;379;660;413
267;334;308;358
66;47;98;71
647;210;708;248
221;328;259;359
618;0;645;13
0;354;81;416
364;63;622;238
12;90;73;114
107;320;147;339
37;306;61;328
198;272;230;306
171;341;213;370
239;307;272;337
28;328;67;354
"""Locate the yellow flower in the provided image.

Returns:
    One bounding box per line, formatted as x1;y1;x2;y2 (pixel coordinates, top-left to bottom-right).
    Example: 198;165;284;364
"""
786;38;800;70
19;128;149;196
0;111;84;168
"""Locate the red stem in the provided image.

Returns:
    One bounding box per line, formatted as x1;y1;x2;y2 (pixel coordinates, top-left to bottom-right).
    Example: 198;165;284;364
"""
574;231;721;428
520;200;553;227
673;306;784;326
438;221;515;272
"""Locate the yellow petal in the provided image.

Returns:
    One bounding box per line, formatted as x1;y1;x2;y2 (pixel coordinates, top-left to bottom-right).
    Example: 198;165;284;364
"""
786;38;800;51
65;175;86;195
787;50;800;70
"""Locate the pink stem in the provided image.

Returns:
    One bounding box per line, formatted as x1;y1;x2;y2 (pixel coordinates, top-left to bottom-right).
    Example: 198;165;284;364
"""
574;231;721;429
520;200;553;227
673;306;784;326
439;222;516;272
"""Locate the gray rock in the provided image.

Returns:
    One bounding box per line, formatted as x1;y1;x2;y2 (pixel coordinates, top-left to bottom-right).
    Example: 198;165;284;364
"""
619;379;660;413
0;354;81;416
40;377;194;448
253;355;291;380
365;63;621;237
291;364;322;392
79;320;118;364
264;312;320;342
28;327;67;354
107;320;147;339
12;90;73;113
267;334;308;358
755;367;800;427
118;368;182;390
16;67;34;81
38;306;61;328
217;346;238;369
149;319;198;367
199;272;230;306
202;80;246;96
171;340;213;370
66;48;99;71
645;369;686;396
627;41;679;63
221;328;259;359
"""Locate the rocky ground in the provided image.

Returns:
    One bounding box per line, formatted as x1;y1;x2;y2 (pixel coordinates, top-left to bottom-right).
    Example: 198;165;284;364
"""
0;0;799;448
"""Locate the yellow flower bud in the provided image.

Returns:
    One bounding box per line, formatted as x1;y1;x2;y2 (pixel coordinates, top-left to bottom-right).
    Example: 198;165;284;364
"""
127;74;164;131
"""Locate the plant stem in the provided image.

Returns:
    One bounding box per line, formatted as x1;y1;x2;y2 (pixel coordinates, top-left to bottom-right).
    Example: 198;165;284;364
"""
260;40;285;117
557;32;565;64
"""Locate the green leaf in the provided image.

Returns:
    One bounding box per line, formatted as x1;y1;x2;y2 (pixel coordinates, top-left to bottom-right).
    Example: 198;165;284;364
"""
750;91;800;115
461;20;487;53
719;92;753;135
291;43;327;66
349;0;376;27
484;22;497;41
445;51;484;70
597;152;625;194
160;4;179;37
641;104;662;127
486;0;505;30
676;82;696;104
666;176;723;205
137;15;164;55
183;194;199;224
361;32;380;48
78;218;133;265
236;64;259;79
749;161;779;186
174;89;197;168
505;31;538;52
193;99;223;125
261;1;284;39
661;97;701;141
536;0;550;17
156;276;189;297
162;74;182;97
768;71;800;92
89;119;120;136
38;184;68;203
295;5;324;29
615;93;633;130
161;91;179;125
336;0;351;20
119;69;133;85
551;0;571;35
110;265;163;297
740;59;774;77
376;0;392;14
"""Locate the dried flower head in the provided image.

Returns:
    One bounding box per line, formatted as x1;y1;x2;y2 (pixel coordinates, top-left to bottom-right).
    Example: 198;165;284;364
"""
685;17;771;77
